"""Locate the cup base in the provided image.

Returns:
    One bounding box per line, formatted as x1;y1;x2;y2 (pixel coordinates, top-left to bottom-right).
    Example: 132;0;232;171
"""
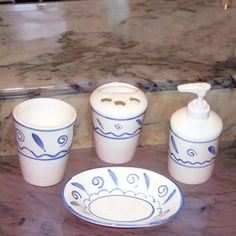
94;133;139;164
168;158;214;185
19;154;69;187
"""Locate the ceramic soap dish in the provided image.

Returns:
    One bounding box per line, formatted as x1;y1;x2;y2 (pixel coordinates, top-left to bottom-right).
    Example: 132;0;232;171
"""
61;167;183;228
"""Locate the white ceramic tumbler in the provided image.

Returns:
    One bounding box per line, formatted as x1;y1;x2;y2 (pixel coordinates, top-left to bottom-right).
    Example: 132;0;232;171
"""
90;82;148;164
13;98;77;186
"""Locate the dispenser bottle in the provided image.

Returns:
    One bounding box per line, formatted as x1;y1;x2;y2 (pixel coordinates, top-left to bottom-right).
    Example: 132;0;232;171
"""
168;83;223;184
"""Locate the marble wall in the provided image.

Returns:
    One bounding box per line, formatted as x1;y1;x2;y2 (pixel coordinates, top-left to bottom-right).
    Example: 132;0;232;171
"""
1;87;235;156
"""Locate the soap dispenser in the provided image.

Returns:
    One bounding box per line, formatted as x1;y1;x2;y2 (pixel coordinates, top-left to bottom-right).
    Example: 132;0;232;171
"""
168;82;223;184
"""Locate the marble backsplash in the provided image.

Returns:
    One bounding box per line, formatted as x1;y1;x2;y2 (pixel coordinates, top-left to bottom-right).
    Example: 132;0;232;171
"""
1;87;235;156
0;0;236;155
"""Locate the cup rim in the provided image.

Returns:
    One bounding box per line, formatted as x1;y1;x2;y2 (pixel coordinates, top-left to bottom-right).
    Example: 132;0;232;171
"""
13;98;77;130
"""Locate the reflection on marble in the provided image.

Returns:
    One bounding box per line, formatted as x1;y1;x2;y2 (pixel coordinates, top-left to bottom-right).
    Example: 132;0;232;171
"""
0;0;236;97
0;145;235;235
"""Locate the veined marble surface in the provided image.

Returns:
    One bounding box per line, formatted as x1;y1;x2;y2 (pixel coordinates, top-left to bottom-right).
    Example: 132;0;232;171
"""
0;0;236;98
0;145;235;235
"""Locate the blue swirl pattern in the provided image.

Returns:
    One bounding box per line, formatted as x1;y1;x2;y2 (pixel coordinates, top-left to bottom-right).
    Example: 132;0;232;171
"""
57;135;68;147
187;149;197;157
158;185;168;197
72;190;82;200
92;176;104;189
16;129;25;142
115;123;123;130
127;174;140;188
62;167;183;228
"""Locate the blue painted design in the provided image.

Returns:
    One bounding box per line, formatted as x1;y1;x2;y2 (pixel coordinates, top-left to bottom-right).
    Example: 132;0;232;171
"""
169;152;216;168
72;182;88;195
149;209;171;225
84;187;156;206
108;169;118;187
136;119;142;126
208;146;216;155
163;189;176;205
187;149;197;157
16;129;25;142
93;126;142;140
92;176;104;189
144;173;150;191
127;174;140;188
32;133;46;152
96;118;104;130
61;167;184;228
62;185;184;228
92;107;145;121
14;118;76;132
158;185;168;197
115;123;123;130
70;201;80;206
57;135;68;147
17;144;70;160
170;128;219;144
71;201;81;206
170;135;178;154
72;190;82;200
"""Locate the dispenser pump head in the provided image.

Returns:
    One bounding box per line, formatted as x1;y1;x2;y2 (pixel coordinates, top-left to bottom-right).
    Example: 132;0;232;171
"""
177;82;211;119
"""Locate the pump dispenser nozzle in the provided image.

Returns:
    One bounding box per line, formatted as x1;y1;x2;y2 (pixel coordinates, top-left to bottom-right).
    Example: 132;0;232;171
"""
177;82;211;120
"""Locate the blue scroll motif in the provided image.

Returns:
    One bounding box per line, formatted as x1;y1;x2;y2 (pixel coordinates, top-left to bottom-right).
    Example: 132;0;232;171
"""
32;133;46;152
187;149;197;157
72;190;82;200
127;173;140;188
71;191;82;206
92;176;104;189
16;129;25;142
158;185;168;197
115;123;123;130
57;135;68;147
208;146;216;155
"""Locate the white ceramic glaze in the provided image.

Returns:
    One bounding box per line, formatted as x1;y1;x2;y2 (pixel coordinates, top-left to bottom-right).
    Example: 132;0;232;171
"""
90;82;148;164
168;128;220;184
62;167;184;228
168;83;223;185
13;98;77;186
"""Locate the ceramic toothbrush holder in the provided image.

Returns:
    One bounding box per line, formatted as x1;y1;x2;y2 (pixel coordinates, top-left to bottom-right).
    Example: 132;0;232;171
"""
90;82;148;164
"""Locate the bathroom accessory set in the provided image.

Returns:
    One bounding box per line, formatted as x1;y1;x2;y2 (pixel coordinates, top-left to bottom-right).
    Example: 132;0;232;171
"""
12;81;222;227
